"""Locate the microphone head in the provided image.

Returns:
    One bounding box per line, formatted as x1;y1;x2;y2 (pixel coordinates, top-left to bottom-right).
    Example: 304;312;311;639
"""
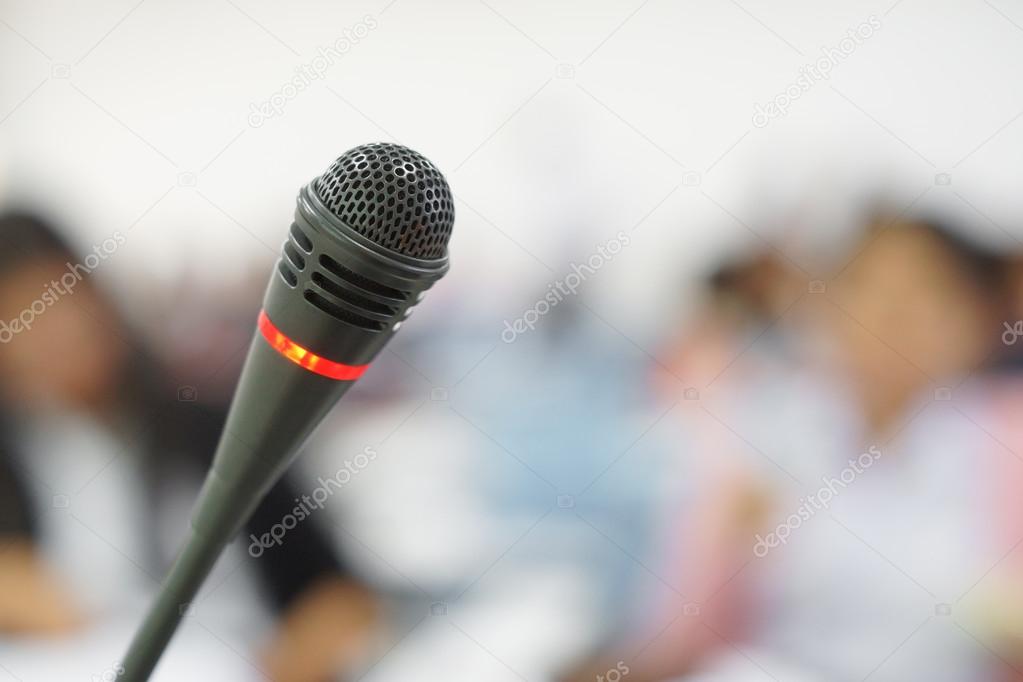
314;143;454;260
267;142;454;367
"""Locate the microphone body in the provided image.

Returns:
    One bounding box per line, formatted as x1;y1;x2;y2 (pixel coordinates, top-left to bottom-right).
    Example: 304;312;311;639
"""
193;182;448;547
119;144;453;680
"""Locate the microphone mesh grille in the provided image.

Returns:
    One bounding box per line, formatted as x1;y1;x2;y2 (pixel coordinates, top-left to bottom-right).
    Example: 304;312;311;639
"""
315;143;454;260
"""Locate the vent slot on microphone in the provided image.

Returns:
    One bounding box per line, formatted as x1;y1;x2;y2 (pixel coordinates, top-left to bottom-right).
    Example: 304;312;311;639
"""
277;261;298;287
319;254;408;301
283;242;306;271
304;290;385;332
290;223;313;253
311;272;396;316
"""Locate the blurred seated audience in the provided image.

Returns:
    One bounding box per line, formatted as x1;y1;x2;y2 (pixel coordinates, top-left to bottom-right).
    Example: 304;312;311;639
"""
0;212;378;682
567;214;1023;681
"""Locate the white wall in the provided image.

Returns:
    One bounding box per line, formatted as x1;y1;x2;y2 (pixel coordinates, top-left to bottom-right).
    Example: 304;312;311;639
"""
3;0;1022;339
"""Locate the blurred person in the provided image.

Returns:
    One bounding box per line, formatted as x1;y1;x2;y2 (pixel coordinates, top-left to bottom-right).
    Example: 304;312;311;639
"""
993;250;1023;373
567;215;1022;681
0;212;378;681
965;248;1023;679
651;250;810;402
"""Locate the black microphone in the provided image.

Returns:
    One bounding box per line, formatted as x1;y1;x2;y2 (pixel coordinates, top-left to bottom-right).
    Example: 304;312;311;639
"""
118;142;454;680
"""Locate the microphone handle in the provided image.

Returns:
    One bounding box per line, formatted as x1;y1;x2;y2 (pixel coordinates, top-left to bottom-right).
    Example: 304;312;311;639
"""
119;335;357;680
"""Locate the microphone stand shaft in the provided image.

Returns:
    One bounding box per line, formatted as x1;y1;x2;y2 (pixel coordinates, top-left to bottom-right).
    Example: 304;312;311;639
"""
118;338;355;680
118;524;226;681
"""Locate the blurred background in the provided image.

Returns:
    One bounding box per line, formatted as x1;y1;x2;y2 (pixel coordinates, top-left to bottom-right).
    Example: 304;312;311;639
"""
1;0;1023;680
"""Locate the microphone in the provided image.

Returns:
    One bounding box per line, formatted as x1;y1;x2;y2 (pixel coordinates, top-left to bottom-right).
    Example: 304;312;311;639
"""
118;142;454;680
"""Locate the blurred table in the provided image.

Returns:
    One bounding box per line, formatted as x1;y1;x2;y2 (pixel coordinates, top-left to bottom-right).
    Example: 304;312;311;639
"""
0;609;268;681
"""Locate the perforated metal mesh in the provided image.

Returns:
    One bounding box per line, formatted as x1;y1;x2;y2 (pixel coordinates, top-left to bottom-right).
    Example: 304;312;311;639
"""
315;143;454;259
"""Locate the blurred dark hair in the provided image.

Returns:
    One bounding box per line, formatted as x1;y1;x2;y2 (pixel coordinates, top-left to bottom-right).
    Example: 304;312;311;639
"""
0;211;80;275
705;251;794;322
864;212;1009;300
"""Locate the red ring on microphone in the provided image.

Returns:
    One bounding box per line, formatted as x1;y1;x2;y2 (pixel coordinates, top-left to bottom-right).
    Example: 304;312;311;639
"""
257;310;368;381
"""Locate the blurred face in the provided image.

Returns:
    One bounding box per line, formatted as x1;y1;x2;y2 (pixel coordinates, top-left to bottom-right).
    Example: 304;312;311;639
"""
0;258;125;410
832;226;994;405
